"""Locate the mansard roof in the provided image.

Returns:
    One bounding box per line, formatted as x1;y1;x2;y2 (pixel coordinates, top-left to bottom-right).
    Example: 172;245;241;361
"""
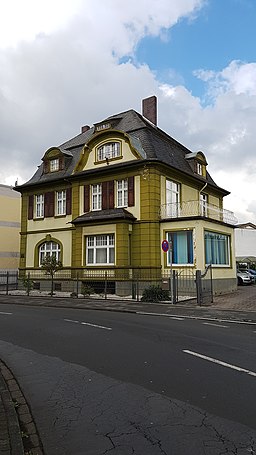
16;108;228;195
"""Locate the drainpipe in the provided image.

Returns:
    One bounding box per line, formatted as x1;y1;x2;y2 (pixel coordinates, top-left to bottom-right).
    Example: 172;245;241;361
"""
199;182;208;194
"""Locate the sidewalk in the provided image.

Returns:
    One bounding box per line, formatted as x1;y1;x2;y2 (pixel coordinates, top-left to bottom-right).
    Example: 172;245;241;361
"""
0;361;23;455
0;291;256;322
0;289;255;455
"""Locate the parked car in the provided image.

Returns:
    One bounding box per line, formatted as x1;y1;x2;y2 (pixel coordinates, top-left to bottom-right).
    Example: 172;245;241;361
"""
246;268;256;283
237;270;252;285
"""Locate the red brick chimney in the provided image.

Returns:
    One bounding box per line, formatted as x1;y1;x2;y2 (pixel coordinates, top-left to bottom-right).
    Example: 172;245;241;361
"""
142;95;157;125
81;125;90;133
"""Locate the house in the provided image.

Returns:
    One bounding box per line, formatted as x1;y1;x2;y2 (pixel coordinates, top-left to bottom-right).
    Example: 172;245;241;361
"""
0;184;21;270
15;96;237;295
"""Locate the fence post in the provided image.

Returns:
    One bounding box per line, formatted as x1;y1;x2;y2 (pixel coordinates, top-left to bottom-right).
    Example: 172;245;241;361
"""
16;270;18;290
104;271;107;299
172;270;177;304
28;272;31;296
6;271;9;295
210;264;213;303
196;270;202;306
76;272;79;298
136;275;139;301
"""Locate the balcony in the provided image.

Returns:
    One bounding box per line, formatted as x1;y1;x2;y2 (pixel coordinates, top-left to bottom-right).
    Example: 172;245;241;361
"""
160;200;237;225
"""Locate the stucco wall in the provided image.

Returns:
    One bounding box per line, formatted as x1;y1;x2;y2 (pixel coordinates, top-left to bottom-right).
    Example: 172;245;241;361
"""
0;185;21;269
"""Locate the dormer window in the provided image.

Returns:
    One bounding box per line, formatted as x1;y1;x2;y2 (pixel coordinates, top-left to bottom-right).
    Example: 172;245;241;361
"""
197;162;203;175
97;142;121;162
50;158;59;172
185;151;207;178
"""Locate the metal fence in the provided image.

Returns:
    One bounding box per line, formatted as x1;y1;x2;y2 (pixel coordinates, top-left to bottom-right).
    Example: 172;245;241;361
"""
0;271;18;294
0;267;212;305
196;265;213;306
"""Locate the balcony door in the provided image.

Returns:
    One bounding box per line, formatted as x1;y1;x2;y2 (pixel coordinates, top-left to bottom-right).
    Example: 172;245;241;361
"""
166;180;180;217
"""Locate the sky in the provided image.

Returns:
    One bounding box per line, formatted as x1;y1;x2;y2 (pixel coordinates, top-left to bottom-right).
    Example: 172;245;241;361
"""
0;0;256;223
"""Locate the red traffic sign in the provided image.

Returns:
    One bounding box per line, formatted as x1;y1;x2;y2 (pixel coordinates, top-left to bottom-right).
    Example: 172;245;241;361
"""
161;240;169;252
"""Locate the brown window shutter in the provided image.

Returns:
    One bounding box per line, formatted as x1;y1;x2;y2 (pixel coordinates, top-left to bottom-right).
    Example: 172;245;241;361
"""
108;180;114;209
59;156;65;170
84;185;90;212
44;191;54;217
44;160;49;174
128;176;134;207
102;181;108;210
66;187;72;215
28;195;34;219
102;181;114;210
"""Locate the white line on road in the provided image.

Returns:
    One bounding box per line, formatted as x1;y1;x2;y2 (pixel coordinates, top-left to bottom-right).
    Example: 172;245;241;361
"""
81;322;112;330
170;317;184;321
183;349;256;377
64;319;79;323
0;311;12;315
64;318;112;330
203;322;228;328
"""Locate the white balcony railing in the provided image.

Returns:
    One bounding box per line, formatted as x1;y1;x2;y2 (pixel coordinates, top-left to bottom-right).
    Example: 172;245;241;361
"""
160;200;237;225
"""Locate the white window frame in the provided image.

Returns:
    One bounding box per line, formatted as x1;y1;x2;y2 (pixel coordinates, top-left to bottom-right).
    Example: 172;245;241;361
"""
35;194;44;218
39;241;61;266
97;142;121;161
167;230;194;266
50;158;59;172
204;230;230;267
56;190;66;216
166;180;180;217
116;179;128;207
92;184;102;211
197;162;203;175
86;234;115;265
200;193;208;216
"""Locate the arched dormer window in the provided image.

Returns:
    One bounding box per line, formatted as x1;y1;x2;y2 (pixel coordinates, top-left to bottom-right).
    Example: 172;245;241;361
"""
185;151;207;178
42;147;71;174
96;141;121;162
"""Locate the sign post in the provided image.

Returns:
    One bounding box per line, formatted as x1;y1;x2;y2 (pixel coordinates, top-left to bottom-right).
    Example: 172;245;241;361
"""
162;239;173;303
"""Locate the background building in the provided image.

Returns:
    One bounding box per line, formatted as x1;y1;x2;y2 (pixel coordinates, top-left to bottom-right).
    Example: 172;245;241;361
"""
0;184;21;270
235;223;256;268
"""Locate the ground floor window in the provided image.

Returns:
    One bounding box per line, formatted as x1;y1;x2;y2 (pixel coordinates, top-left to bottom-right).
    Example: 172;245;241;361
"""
167;230;193;265
86;234;115;265
204;231;230;265
39;241;61;266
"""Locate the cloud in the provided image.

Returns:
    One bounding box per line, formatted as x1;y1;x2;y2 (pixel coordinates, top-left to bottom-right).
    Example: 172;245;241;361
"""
0;0;256;224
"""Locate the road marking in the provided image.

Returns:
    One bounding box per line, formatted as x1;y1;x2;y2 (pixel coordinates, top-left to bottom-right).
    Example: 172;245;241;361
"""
0;311;12;315
136;311;256;326
170;317;184;321
64;318;112;330
64;318;79;323
183;349;256;377
81;322;112;331
203;322;228;328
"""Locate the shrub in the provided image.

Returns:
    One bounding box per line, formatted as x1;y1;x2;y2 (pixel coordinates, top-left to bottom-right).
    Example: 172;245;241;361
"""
81;283;94;298
141;284;170;303
22;277;34;295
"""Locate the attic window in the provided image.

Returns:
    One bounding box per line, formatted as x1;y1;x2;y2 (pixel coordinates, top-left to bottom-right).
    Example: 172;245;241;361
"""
97;142;121;162
96;123;111;132
197;162;203;175
50;158;59;172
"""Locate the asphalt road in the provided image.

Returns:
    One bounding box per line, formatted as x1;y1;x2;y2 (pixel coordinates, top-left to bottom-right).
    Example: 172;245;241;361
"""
0;303;255;454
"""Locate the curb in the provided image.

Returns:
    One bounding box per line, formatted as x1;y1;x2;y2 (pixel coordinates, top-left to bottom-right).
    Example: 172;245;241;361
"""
0;363;24;455
0;361;44;455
